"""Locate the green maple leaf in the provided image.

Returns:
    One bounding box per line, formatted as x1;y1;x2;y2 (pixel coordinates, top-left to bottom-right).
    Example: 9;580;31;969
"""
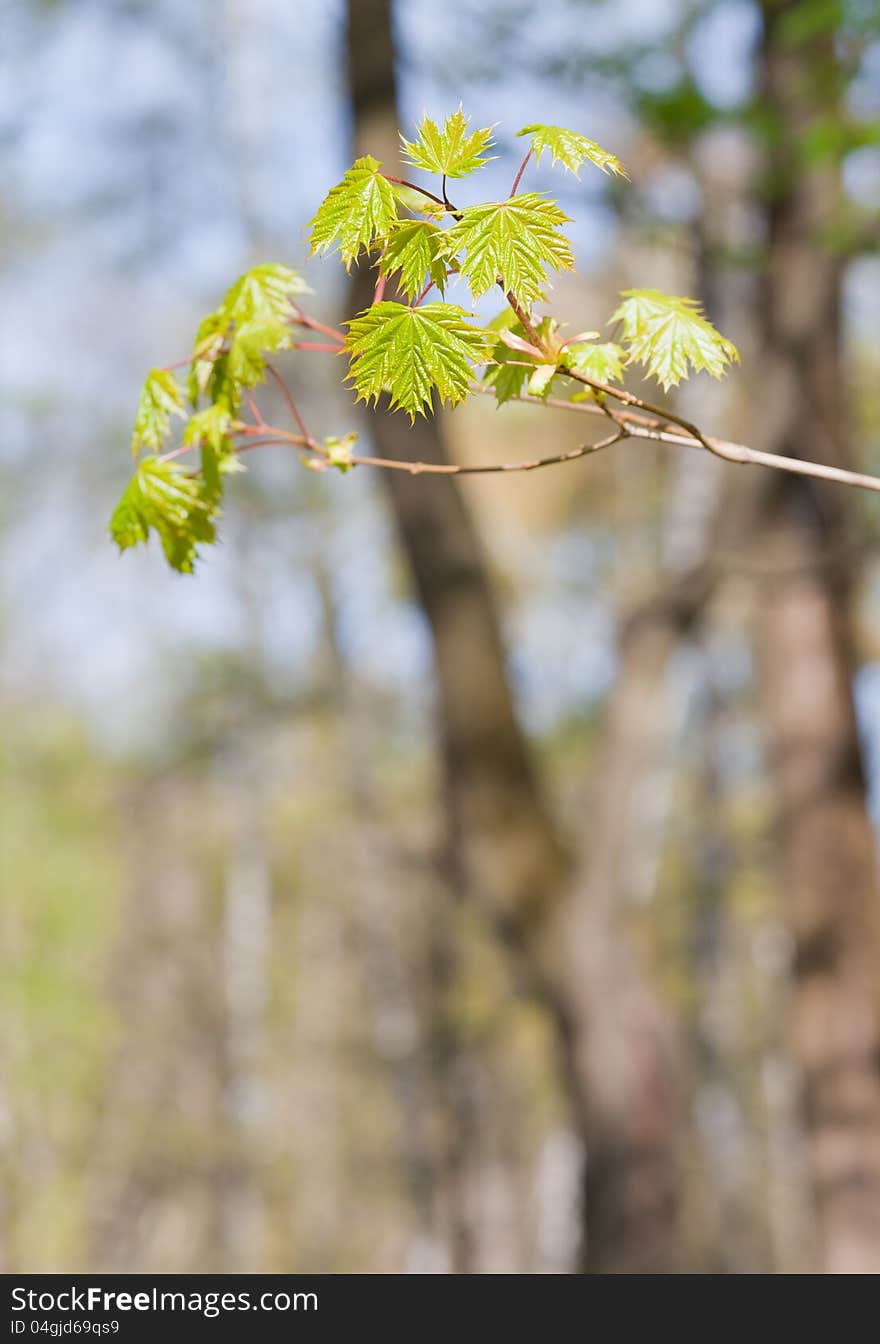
611;289;739;391
308;156;398;268
345;301;491;421
131;369;185;455
400;108;494;178
443;193;573;303
110;455;218;574
517;123;628;179
563;340;627;387
378;221;448;299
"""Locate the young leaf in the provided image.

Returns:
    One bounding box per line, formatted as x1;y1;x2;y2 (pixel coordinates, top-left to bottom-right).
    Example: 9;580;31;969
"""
527;362;558;398
110;455;218;574
131;369;185;455
517;124;628;179
611;289;739;390
184;403;238;500
308;156;398;269
184;403;234;453
400;108;494;179
482;312;529;405
482;312;558;405
200;439;243;507
324;433;358;473
221;263;309;326
225;316;292;390
443;193;573;304
187;266;306;408
345;301;490;421
189;311;228;405
378;221;448;299
563;340;627;387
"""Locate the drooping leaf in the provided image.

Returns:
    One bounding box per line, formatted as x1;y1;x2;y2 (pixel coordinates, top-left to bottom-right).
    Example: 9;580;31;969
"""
225;316;292;390
203;310;293;412
308;156;398;268
220;263;310;325
400;108;494;179
345;301;491;421
131;369;185;455
188;311;228;406
563;340;628;388
110;455;218;574
443;193;573;303
183;404;239;504
200;440;244;506
516;123;628;179
187;265;306;409
611;289;739;390
184;403;234;453
378;221;448;299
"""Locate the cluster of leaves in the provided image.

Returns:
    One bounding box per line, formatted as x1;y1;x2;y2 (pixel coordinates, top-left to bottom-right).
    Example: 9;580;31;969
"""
304;111;736;415
112;264;307;571
113;109;739;572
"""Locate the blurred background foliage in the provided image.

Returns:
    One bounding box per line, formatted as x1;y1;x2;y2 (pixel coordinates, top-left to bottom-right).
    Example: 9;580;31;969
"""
1;0;879;1272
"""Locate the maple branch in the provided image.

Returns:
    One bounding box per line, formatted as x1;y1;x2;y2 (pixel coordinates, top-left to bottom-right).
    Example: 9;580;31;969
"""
277;307;880;497
469;382;880;496
163;303;880;499
502;287;543;349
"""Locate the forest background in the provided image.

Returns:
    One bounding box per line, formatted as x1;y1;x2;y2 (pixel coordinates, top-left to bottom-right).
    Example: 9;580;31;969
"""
2;0;880;1274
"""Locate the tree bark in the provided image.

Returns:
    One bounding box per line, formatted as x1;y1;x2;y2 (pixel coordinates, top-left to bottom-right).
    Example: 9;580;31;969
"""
755;0;880;1273
343;0;684;1272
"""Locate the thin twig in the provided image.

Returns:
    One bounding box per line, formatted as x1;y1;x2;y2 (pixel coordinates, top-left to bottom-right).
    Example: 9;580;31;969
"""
382;175;451;211
412;279;436;307
346;428;626;474
265;362;318;447
288;309;346;344
244;389;264;426
510;148;532;197
233;424;626;475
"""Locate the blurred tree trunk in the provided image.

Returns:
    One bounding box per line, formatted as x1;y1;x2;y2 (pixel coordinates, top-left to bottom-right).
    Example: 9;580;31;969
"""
555;602;696;1272
343;0;683;1272
755;0;880;1273
315;558;459;1271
